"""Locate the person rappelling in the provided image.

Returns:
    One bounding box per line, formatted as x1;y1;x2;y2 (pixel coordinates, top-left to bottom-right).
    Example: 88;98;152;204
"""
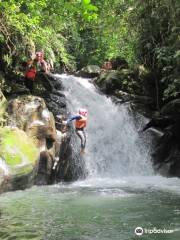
57;108;88;154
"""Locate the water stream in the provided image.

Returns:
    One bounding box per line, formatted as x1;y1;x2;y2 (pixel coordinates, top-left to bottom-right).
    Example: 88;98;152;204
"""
58;74;153;178
0;75;180;240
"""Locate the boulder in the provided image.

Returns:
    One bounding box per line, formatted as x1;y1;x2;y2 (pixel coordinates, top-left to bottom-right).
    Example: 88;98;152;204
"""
6;95;57;185
95;70;122;94
76;65;101;78
0;127;39;193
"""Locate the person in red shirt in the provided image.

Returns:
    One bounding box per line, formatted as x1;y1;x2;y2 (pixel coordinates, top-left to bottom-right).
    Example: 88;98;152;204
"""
24;60;37;93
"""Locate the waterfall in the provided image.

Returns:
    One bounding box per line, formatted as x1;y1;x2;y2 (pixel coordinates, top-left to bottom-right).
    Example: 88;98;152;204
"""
56;74;154;178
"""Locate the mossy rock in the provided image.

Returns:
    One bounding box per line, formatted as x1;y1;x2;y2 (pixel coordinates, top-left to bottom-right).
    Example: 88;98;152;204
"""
0;127;39;177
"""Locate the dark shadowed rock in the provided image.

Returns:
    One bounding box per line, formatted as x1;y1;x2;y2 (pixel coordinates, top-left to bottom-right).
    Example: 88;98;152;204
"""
161;99;180;115
55;126;86;182
111;57;128;70
142;114;180;177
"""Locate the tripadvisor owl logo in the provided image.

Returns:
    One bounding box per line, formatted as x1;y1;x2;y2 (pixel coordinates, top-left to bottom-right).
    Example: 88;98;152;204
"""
135;227;144;236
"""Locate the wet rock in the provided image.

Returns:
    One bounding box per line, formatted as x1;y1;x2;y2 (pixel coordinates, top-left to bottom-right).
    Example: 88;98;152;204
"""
44;93;67;117
55;126;86;181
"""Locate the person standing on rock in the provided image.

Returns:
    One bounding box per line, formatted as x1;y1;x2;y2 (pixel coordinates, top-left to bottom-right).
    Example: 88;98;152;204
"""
34;51;47;73
58;108;88;154
24;60;37;94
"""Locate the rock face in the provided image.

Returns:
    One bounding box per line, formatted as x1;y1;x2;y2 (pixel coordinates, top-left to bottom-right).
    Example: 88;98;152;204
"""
6;95;57;185
148;99;180;177
142;111;180;177
0;127;39;193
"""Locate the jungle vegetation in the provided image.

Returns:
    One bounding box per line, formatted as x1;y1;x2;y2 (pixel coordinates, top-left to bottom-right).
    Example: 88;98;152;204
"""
0;0;179;106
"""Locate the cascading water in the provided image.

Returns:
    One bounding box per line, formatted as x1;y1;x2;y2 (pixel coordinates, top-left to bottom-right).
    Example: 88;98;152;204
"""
1;74;180;240
56;74;154;178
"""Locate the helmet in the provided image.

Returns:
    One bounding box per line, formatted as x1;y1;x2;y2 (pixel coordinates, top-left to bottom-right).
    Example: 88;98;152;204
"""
79;108;88;117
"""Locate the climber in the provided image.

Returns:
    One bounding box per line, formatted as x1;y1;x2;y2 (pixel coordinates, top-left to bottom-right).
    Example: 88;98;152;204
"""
24;61;37;93
58;108;88;153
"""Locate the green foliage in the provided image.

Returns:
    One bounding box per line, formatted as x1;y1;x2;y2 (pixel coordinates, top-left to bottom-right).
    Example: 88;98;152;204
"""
0;0;179;105
76;0;136;67
133;0;180;102
0;0;98;70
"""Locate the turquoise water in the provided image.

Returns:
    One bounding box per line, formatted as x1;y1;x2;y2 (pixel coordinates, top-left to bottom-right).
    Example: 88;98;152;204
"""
0;176;180;240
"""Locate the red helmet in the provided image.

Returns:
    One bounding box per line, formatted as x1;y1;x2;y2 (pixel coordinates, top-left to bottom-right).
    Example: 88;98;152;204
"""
79;108;88;117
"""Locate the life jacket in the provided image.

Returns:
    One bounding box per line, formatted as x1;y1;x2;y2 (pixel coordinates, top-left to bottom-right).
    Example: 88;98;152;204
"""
25;67;36;80
75;116;87;129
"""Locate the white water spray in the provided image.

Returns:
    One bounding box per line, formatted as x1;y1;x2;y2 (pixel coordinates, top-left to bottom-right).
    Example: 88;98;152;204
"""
56;74;154;178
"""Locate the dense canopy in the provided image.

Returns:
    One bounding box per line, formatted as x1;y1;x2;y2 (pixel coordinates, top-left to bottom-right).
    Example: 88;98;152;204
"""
0;0;179;104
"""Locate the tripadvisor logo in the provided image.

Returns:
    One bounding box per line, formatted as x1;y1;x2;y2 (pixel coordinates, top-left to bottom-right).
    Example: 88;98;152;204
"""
135;227;144;236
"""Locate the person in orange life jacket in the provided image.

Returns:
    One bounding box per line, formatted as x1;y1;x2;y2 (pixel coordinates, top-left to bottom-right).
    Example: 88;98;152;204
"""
65;108;88;152
24;60;37;94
